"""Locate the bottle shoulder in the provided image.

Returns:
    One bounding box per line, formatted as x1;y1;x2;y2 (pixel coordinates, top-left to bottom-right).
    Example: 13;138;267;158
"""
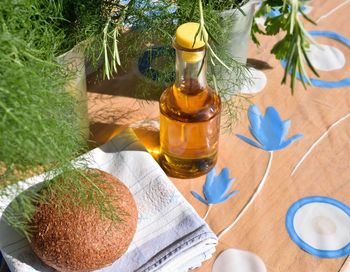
160;84;221;122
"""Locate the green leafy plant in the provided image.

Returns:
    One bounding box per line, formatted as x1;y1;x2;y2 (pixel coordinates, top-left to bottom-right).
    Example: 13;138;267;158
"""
57;0;128;79
0;0;82;179
252;0;318;93
0;0;125;238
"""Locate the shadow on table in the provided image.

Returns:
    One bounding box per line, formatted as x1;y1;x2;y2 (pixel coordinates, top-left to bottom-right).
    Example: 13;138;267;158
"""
87;64;164;101
247;58;273;70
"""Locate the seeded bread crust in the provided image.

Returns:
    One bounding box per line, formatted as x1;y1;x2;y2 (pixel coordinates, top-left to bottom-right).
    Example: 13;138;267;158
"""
29;169;138;272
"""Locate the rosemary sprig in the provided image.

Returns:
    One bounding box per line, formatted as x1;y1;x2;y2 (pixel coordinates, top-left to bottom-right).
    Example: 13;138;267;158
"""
252;0;318;93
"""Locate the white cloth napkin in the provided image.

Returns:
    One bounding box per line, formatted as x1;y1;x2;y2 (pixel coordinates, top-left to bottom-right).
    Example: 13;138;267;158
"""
0;129;218;272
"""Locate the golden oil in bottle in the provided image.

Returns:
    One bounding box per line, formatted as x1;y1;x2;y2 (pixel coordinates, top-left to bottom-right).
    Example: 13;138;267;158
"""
159;22;221;178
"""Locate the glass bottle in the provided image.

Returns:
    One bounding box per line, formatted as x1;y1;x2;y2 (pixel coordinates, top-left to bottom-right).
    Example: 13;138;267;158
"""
159;22;221;178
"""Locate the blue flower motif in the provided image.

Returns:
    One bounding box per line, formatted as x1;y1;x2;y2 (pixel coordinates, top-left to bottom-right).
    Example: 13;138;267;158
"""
265;5;309;18
191;167;239;205
237;104;303;151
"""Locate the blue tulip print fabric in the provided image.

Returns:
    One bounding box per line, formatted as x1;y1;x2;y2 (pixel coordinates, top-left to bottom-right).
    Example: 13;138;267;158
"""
191;167;239;205
237;104;303;151
197;104;303;241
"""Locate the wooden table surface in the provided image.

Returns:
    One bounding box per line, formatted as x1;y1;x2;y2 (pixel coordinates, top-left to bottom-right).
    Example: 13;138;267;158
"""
87;1;350;271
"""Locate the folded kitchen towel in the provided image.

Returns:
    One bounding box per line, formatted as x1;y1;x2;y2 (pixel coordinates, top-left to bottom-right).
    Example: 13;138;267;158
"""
0;129;218;272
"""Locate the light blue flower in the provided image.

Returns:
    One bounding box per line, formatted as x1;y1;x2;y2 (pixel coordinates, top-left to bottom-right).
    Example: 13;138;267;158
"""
191;167;239;205
236;104;303;151
265;5;309;18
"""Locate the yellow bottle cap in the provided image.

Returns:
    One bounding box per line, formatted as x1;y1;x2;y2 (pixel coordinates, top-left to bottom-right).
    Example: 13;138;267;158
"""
176;22;205;49
175;22;205;63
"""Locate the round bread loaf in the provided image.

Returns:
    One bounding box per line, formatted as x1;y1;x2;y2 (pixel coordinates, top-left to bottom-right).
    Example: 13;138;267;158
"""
29;169;138;272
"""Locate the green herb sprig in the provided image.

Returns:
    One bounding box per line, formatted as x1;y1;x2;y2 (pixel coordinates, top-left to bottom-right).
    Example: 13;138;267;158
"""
252;0;318;93
0;0;124;238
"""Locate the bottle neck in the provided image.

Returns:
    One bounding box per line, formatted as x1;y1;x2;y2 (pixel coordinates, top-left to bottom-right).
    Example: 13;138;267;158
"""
174;45;207;94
